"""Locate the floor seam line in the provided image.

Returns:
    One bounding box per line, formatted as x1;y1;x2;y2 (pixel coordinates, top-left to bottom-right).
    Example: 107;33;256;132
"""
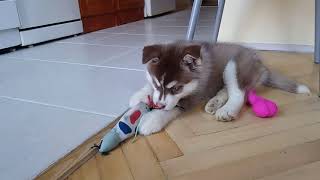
54;41;137;48
6;57;145;72
97;48;140;65
0;96;118;118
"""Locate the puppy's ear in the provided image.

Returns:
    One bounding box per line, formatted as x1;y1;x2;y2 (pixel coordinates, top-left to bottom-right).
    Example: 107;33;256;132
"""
142;45;162;64
182;45;202;71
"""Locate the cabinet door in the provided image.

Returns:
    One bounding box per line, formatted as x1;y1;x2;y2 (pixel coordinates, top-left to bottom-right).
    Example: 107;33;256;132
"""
82;14;116;32
117;8;144;25
79;0;115;17
117;0;144;10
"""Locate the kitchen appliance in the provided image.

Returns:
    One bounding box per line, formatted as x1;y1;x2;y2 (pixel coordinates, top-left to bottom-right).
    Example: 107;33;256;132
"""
144;0;176;17
0;0;21;49
16;0;83;46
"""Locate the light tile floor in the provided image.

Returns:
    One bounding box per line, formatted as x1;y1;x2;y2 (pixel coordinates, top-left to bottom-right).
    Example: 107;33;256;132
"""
0;7;217;180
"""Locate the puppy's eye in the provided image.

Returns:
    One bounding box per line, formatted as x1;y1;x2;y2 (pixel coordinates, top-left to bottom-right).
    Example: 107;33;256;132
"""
171;85;183;93
150;57;160;64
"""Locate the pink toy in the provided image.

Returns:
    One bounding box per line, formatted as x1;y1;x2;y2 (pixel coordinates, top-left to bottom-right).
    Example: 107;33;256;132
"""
247;90;278;118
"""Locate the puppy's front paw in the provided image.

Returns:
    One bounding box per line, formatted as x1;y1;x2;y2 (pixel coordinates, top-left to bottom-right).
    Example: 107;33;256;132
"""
138;112;164;136
205;97;226;115
215;105;237;122
129;93;147;108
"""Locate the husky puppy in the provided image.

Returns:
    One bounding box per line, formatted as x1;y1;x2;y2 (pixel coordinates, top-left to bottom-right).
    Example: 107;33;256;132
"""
129;41;310;135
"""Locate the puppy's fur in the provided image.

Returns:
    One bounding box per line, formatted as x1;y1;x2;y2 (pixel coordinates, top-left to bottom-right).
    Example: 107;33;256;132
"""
130;41;310;135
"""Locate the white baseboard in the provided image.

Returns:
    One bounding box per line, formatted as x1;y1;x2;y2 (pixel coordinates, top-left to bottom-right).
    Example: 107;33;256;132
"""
239;42;314;53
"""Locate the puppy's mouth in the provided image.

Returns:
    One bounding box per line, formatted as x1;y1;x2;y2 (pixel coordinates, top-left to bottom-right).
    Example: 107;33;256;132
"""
146;68;199;111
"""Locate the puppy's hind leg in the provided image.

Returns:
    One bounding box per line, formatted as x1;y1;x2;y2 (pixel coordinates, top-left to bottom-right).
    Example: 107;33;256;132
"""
205;87;228;115
215;60;245;121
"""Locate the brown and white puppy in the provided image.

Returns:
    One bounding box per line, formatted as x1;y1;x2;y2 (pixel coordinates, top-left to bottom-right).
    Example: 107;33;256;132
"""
130;41;310;135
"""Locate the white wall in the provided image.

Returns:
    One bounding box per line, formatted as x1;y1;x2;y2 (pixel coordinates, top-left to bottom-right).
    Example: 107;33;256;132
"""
218;0;315;47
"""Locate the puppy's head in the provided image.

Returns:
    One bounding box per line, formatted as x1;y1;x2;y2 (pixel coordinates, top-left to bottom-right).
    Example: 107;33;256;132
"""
142;42;202;110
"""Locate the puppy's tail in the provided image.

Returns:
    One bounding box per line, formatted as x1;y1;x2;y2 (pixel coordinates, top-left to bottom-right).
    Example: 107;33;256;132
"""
262;70;311;94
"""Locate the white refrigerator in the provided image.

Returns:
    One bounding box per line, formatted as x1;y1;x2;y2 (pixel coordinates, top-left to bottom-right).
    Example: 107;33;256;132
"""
144;0;176;17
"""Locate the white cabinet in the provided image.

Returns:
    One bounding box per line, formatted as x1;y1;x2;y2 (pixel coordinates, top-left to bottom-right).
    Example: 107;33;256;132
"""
0;0;21;49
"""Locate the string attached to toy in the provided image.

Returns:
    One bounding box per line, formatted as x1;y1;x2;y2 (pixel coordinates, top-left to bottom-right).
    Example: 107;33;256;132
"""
91;141;102;149
131;119;144;143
